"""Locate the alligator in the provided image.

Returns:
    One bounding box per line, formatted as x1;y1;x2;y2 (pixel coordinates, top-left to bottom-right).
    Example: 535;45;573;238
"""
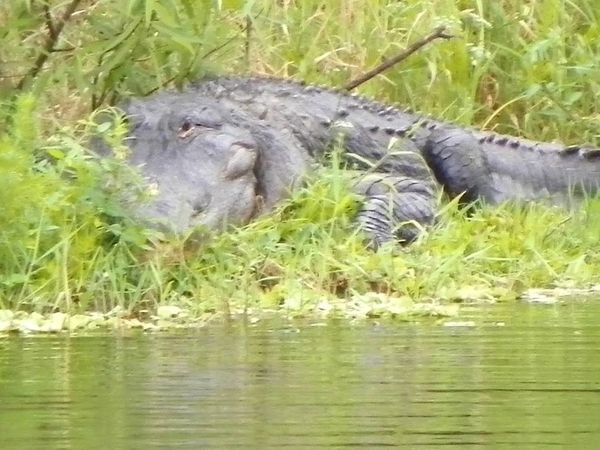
111;76;600;247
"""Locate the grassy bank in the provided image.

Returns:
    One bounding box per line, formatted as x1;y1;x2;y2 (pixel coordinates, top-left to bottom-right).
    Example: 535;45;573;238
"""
1;0;599;330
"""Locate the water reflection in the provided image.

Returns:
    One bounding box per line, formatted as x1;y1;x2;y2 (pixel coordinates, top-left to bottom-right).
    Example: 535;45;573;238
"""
1;302;600;448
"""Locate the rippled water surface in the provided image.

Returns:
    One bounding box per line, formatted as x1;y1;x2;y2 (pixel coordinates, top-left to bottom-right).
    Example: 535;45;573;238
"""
2;301;600;449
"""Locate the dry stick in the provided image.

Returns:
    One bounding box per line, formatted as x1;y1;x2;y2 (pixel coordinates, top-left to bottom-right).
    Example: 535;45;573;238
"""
17;0;84;89
343;25;453;92
43;3;58;40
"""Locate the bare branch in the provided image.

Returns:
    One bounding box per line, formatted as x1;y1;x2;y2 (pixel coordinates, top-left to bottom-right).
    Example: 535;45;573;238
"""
43;2;58;40
343;25;453;91
17;0;84;89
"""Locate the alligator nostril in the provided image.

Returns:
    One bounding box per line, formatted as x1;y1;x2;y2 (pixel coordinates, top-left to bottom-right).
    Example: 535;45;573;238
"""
191;194;211;218
223;144;257;180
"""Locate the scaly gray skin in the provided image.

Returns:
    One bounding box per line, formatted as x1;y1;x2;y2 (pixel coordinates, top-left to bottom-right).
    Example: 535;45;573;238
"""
112;76;600;246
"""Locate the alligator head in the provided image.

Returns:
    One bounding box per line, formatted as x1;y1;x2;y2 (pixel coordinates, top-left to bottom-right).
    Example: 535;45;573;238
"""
116;93;261;235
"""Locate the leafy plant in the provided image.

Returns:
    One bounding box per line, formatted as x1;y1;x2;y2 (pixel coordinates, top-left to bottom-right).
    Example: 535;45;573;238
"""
0;0;599;318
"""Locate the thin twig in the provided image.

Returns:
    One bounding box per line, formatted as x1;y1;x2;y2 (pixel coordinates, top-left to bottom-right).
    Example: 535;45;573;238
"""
201;30;244;60
142;11;263;98
17;0;84;89
244;14;252;69
91;16;143;108
202;8;264;61
343;25;453;91
0;72;30;79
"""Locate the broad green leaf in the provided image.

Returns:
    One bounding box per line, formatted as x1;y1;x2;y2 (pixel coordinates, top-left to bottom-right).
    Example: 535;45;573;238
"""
153;2;179;28
47;148;66;160
96;122;112;133
152;22;202;56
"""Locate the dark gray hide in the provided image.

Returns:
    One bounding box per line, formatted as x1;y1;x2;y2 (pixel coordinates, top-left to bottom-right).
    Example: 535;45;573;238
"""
105;76;600;246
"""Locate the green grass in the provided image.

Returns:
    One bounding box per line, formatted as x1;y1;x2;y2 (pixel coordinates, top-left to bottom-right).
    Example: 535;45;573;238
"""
1;0;600;324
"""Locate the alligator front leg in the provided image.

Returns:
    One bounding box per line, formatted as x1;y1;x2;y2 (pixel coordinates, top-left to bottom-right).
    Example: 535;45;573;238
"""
353;174;438;248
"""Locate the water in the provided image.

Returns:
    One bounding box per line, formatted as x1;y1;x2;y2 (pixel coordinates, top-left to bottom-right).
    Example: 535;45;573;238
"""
1;301;600;448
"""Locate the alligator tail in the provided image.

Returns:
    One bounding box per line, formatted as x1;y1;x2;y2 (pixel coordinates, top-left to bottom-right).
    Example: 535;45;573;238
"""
422;126;600;205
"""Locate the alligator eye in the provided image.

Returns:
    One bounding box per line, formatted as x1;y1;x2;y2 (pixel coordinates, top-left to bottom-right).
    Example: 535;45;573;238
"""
177;121;195;139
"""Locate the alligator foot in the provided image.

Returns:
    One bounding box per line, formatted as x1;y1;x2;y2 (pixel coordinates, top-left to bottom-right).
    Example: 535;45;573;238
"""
354;174;437;248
